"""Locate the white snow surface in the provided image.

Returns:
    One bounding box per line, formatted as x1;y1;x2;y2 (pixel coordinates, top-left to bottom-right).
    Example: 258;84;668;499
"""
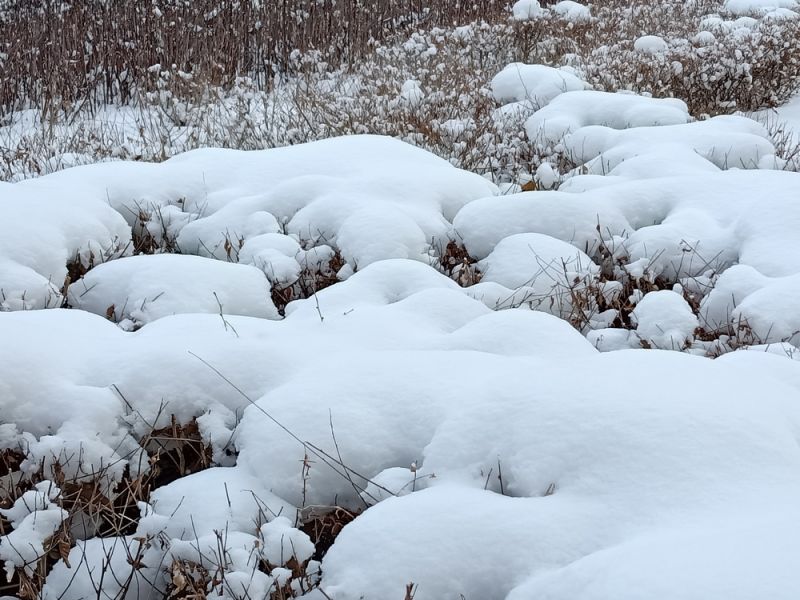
634;35;669;54
1;135;496;312
511;0;544;21
8;272;800;599
553;1;592;22
68;254;279;326
490;63;586;108
4;88;800;600
631;290;699;349
525;90;690;145
723;0;799;15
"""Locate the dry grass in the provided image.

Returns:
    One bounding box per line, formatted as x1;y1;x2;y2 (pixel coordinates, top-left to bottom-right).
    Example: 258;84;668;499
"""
0;0;506;115
0;414;214;599
3;1;800;183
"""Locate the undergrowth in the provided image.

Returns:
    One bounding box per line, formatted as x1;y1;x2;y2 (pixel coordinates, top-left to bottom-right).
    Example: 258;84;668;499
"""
2;0;800;182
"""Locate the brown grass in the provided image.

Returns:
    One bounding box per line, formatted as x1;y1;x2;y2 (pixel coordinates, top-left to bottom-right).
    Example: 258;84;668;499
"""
0;0;507;116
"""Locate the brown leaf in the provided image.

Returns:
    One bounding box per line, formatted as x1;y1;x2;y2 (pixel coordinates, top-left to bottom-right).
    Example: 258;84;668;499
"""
59;537;72;568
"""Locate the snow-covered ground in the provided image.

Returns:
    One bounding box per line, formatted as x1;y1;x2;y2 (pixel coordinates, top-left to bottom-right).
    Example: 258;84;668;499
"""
3;2;800;599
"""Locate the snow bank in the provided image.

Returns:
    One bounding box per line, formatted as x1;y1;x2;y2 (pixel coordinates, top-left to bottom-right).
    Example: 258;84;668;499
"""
701;266;800;345
9;268;800;599
456;169;800;280
0;184;131;310
563;116;776;172
316;350;800;599
525;90;690;145
5;101;800;600
67;254;279;327
553;1;591;22
511;0;544;21
1;136;496;313
490;63;586;107
723;0;799;16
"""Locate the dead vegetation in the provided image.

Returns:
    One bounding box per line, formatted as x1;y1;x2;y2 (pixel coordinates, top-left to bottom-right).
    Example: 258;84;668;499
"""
0;417;209;599
3;0;800;182
0;402;377;600
0;0;507;115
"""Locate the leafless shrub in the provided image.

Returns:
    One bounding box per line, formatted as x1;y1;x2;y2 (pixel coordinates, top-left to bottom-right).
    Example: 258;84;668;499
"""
0;0;507;115
0;411;220;600
3;1;800;183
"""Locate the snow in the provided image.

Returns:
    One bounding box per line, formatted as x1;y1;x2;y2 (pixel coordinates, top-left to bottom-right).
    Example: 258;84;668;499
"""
634;35;669;54
1;136;495;302
631;290;699;349
490;63;586;108
562;116;776;172
147;468;295;540
259;517;315;566
399;79;425;107
511;0;544;21
41;536;161;600
318;350;800;599
477;232;599;318
4;58;800;600
0;482;67;580
701;266;800;345
723;0;799;16
525;90;690;145
553;1;591;22
67;254;279;327
0;183;131;310
757;92;800;153
692;30;717;45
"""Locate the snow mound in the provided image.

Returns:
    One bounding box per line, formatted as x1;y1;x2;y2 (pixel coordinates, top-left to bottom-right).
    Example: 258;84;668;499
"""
723;0;799;16
701;265;800;345
525;90;690;145
478;232;598;289
311;349;800;599
476;232;599;318
511;0;544;20
67;254;279;327
490;63;586;108
563;115;776;173
553;1;591;22
634;35;669;54
631;290;699;349
0;185;131;310
495;62;778;181
454;168;800;285
10;277;800;599
5;83;800;600
0;482;67;580
2;136;496;313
